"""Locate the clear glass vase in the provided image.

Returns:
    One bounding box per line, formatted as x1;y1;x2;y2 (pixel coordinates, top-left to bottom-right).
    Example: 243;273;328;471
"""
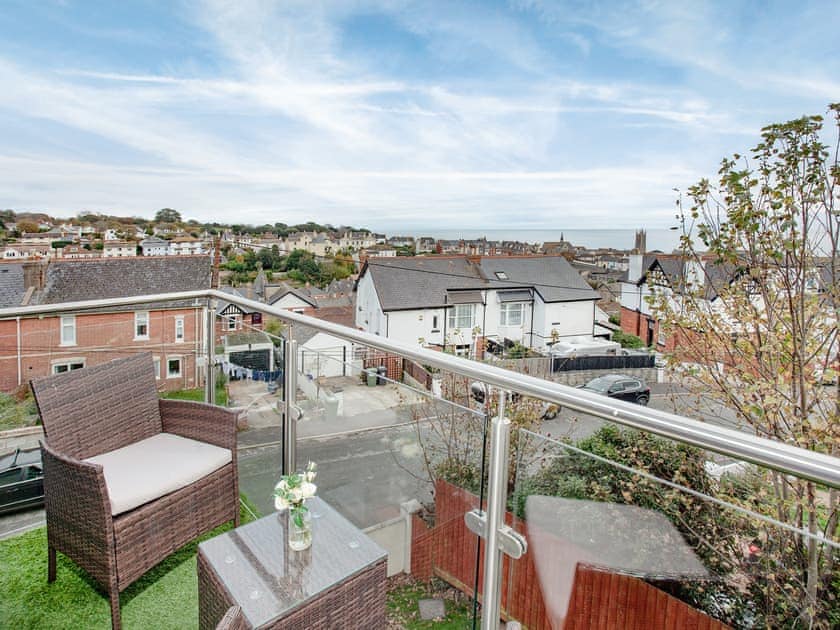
288;507;312;551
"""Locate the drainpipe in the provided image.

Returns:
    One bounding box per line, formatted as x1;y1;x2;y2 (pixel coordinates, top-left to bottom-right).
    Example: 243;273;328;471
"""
443;302;448;351
16;316;21;386
529;297;535;349
205;303;216;404
481;296;487;359
194;308;200;389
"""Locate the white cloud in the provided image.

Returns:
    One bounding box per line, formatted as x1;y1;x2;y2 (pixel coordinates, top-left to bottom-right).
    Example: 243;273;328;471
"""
0;0;834;229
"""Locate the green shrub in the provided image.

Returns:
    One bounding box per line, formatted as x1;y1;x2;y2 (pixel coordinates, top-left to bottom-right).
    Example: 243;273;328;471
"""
612;329;644;348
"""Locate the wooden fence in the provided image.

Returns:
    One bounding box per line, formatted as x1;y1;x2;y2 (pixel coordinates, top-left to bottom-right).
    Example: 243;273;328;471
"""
411;480;728;629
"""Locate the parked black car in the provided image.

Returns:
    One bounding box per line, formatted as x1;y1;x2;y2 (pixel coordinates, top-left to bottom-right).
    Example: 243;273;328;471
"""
579;374;650;405
0;447;44;515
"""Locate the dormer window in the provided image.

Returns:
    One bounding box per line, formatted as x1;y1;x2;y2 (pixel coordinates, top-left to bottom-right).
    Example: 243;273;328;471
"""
495;271;508;280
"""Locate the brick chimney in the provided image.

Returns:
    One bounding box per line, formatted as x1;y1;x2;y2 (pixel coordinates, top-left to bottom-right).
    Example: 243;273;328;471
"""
22;260;46;291
211;237;221;289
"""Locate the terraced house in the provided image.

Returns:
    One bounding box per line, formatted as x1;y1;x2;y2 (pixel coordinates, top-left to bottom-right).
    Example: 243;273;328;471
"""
0;256;212;392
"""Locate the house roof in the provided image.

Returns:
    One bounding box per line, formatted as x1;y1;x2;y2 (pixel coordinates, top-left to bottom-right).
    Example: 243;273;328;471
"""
360;255;598;312
0;264;25;308
140;236;168;246
283;305;356;344
478;257;599;303
224;331;273;347
267;282;319;308
217;286;249;314
639;255;739;301
361;257;485;311
36;256;212;305
498;289;533;303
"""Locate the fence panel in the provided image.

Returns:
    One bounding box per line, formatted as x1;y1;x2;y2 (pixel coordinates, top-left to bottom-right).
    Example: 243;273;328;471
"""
411;480;726;629
551;354;654;373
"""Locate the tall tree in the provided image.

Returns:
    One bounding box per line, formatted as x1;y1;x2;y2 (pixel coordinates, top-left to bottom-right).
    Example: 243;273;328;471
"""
651;105;839;626
154;208;182;224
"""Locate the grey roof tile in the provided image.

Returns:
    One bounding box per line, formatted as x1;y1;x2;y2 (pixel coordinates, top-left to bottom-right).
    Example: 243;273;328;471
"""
38;256;212;305
478;257;599;303
363;257;485;311
362;255;598;311
0;263;25;308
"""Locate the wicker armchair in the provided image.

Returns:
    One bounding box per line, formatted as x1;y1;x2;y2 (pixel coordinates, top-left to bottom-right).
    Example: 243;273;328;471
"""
31;353;239;630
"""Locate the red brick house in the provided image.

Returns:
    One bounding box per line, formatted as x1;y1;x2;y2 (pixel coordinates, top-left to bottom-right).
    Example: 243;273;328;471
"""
0;256;212;392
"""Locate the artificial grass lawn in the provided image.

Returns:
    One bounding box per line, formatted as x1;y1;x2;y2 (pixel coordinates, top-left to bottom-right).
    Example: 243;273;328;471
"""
0;500;257;629
387;578;474;629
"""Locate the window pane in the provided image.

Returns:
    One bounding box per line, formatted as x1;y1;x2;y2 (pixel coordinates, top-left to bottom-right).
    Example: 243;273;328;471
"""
135;312;149;337
60;316;75;344
501;303;523;326
450;304;473;328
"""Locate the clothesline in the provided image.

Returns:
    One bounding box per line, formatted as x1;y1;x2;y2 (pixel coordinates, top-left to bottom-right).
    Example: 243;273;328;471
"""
217;359;282;382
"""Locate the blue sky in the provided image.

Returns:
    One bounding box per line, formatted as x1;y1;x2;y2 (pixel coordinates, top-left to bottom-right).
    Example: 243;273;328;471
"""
0;1;837;230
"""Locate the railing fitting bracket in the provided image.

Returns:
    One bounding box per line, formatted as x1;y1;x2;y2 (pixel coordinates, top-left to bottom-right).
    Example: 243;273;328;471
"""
464;509;528;560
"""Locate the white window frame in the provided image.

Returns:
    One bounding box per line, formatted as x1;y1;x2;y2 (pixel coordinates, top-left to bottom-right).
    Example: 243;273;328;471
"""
448;304;474;330
52;358;85;374
60;315;76;346
500;302;524;327
431;315;439;332
153;357;161;379
134;311;150;340
166;356;182;379
226;314;239;331
657;326;666;346
175;316;185;342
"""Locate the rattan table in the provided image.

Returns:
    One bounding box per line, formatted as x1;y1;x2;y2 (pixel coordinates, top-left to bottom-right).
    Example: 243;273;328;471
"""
197;497;387;629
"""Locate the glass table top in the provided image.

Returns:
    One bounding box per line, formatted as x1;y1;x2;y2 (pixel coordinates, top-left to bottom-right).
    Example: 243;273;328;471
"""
199;497;387;627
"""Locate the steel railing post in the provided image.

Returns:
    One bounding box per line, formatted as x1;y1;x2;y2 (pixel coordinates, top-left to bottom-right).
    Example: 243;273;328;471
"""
205;303;216;404
283;330;298;476
481;389;510;629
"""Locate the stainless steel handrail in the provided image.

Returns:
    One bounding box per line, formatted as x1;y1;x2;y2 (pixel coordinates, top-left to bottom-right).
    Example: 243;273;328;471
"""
1;289;839;488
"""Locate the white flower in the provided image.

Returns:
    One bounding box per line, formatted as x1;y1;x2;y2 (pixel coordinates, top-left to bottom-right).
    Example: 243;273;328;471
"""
300;482;317;498
305;471;316;483
289;487;303;503
275;479;288;491
274;496;288;511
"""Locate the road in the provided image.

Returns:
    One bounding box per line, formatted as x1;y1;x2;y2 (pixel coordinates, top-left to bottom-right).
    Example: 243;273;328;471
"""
239;426;431;530
0;380;751;539
538;382;743;443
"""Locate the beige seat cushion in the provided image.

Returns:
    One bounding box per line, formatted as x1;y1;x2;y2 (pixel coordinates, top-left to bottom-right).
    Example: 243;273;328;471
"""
85;432;232;515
